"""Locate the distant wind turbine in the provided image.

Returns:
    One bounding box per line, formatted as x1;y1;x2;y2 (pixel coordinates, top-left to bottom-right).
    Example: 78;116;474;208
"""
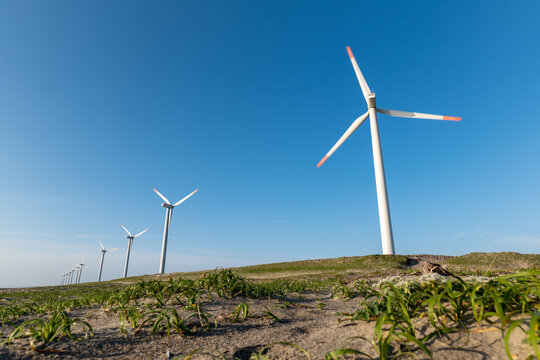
121;225;149;278
69;266;76;284
153;188;198;274
97;239;119;282
75;257;88;284
317;46;460;255
74;264;80;284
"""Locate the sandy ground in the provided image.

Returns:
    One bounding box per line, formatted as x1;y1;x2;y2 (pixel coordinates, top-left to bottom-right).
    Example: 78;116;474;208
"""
1;291;535;360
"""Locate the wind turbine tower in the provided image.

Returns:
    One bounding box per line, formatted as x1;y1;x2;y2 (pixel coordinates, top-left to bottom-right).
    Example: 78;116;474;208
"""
121;225;149;278
97;239;119;282
75;257;88;284
74;264;80;284
153;188;198;274
317;46;460;255
69;266;75;285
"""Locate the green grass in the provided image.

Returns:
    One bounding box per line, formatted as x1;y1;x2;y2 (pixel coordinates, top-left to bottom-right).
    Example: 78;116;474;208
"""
2;252;536;296
233;255;410;277
2;252;540;358
446;252;540;271
111;252;539;282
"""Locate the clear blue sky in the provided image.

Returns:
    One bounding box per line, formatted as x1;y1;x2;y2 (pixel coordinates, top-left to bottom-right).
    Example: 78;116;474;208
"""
1;1;539;287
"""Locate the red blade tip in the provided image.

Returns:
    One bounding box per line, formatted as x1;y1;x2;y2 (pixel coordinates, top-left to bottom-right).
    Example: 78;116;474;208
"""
317;155;329;168
443;116;461;121
346;46;354;59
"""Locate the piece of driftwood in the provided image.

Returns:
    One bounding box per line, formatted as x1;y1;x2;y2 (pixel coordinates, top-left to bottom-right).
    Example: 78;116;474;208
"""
421;261;454;277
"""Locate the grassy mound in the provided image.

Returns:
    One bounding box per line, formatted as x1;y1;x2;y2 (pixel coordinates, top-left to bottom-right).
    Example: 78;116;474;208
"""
446;252;540;272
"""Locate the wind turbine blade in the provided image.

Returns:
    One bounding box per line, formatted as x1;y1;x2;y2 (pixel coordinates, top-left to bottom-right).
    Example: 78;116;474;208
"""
121;225;132;237
97;239;105;250
173;189;198;207
107;248;120;252
134;228;149;238
346;46;371;103
376;108;461;121
153;188;170;205
317;111;370;168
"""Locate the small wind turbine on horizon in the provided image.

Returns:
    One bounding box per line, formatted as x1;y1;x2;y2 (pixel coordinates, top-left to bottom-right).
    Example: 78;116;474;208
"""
75;257;88;284
68;266;75;285
121;225;149;278
153;188;198;274
317;46;461;255
97;239;119;282
74;264;80;284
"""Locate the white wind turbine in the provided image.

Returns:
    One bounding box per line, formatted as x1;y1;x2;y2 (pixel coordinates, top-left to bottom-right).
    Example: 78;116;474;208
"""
68;266;76;285
97;239;119;282
153;188;198;274
75;257;88;284
121;225;149;278
317;46;460;255
74;264;80;284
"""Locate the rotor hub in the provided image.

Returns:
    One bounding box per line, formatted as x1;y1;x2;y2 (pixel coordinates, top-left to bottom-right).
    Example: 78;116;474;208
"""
367;93;376;109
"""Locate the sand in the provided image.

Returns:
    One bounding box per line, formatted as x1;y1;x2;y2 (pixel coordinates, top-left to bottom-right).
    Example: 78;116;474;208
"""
1;291;535;359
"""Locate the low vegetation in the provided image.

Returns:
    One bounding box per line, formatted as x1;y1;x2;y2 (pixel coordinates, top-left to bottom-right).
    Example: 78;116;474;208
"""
335;271;540;359
234;255;411;278
8;310;93;350
1;252;539;358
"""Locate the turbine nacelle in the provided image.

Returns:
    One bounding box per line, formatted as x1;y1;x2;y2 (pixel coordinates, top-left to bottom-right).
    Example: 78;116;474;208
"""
367;93;376;108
